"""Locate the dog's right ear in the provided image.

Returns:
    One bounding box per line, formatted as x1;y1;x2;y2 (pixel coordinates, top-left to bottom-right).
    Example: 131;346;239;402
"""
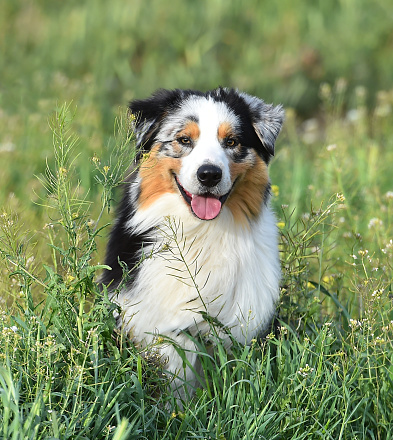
129;89;183;155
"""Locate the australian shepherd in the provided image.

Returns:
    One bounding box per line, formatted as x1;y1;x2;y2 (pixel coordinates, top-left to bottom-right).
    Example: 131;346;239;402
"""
102;87;284;396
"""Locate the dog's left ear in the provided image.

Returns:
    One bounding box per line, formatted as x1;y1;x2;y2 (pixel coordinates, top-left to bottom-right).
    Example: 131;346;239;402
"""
240;92;285;157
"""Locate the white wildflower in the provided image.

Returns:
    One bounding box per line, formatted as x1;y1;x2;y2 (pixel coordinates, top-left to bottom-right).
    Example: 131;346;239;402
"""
368;218;383;229
326;144;337;152
298;364;314;377
349;319;362;329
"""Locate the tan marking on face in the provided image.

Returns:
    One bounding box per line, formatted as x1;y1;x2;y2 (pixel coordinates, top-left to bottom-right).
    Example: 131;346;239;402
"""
138;144;181;209
178;121;200;141
226;158;269;224
217;122;234;140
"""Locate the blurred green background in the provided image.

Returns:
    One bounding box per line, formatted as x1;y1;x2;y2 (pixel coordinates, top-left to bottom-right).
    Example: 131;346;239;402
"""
1;0;393;204
1;2;393;434
2;0;393;115
1;0;393;252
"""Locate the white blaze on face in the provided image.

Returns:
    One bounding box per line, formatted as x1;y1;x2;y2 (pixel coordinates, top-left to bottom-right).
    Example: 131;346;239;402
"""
178;97;238;196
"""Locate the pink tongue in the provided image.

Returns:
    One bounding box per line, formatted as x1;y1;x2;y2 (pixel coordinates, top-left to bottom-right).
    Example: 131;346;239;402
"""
191;195;222;220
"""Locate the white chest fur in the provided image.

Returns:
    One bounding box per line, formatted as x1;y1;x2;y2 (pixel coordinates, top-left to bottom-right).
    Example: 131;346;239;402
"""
115;194;280;348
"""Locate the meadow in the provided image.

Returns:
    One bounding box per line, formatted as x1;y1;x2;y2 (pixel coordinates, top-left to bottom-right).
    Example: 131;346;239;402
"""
1;0;393;438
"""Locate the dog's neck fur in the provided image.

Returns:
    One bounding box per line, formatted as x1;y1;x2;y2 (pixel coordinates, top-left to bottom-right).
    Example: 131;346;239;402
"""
114;192;280;346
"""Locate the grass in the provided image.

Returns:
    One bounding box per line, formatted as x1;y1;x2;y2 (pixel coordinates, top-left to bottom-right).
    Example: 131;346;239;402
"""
1;0;393;438
0;89;392;439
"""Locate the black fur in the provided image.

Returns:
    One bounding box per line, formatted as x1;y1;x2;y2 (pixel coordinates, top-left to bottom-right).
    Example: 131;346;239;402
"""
101;180;152;290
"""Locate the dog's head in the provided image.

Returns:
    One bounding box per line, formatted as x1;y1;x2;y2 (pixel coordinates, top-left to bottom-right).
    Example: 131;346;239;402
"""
130;88;284;223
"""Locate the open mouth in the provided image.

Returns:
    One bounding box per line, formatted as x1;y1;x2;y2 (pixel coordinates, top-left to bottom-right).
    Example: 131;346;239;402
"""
175;176;231;220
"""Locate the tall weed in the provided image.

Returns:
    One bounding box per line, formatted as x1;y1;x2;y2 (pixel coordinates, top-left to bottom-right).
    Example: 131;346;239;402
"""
0;98;392;438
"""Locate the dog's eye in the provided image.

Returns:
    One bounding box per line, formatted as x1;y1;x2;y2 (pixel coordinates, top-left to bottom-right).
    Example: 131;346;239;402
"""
177;136;191;145
225;138;237;147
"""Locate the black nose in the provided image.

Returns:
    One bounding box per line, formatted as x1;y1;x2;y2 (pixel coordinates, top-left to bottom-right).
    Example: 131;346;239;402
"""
197;164;222;187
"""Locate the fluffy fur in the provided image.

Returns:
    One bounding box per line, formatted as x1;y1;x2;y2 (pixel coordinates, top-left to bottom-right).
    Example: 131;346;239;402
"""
102;87;284;396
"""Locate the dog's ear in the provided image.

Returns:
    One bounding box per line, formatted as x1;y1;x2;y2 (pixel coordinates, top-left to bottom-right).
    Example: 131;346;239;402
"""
129;89;183;154
240;92;285;157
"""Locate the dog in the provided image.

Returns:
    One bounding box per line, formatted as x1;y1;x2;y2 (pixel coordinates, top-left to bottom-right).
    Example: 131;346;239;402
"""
102;87;284;397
